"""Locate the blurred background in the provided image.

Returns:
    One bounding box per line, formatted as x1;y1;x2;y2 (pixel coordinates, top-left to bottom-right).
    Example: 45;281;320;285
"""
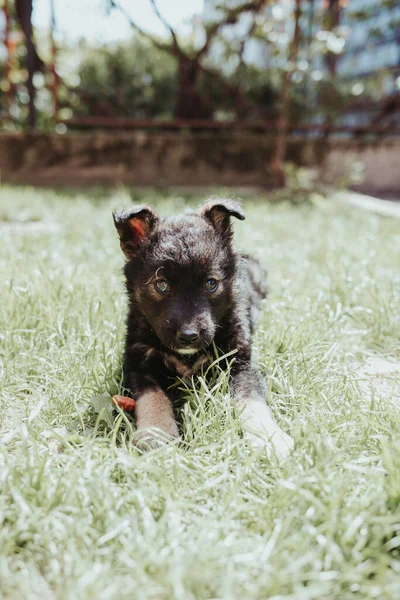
0;0;399;195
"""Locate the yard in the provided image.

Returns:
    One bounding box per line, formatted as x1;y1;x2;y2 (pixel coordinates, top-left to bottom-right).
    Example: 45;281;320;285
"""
1;186;400;599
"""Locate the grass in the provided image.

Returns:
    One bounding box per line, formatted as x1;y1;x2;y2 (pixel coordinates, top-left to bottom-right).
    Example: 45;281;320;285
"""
1;185;400;600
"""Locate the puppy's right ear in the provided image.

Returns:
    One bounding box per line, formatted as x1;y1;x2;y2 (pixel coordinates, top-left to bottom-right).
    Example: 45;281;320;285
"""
112;205;158;259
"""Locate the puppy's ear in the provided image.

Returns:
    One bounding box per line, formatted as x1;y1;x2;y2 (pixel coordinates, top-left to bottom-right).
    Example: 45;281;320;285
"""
199;198;245;238
113;205;158;259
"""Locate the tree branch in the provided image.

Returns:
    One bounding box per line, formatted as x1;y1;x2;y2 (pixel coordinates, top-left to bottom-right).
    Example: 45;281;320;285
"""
238;14;258;69
196;0;268;60
109;0;174;54
148;0;182;54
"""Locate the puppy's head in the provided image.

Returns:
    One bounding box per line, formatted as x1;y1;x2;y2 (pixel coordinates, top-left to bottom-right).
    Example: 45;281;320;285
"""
113;199;245;355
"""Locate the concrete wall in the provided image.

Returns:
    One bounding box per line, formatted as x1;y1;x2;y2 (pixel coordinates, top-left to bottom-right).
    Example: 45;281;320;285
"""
0;131;399;194
322;137;400;196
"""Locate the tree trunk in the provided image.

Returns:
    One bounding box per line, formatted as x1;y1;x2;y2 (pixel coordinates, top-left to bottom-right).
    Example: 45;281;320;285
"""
26;26;36;130
15;0;45;72
270;0;302;187
174;57;212;119
325;0;341;77
323;0;342;142
15;0;46;130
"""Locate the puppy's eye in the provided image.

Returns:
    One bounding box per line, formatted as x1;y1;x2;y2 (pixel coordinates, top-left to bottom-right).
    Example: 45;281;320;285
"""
154;279;169;294
205;278;219;293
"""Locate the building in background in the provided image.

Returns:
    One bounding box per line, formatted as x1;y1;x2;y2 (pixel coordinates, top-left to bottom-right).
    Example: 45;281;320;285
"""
203;0;400;127
337;0;400;127
338;0;400;88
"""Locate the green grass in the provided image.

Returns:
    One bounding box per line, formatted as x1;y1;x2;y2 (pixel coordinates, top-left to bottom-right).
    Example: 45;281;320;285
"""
1;185;400;600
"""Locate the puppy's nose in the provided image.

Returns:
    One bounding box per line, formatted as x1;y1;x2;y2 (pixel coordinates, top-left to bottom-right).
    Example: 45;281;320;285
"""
177;329;199;344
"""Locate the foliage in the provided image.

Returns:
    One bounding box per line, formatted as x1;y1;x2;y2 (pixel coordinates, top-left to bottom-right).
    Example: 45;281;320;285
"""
0;8;70;132
269;163;324;206
2;0;397;160
74;37;177;119
73;38;283;120
105;0;272;119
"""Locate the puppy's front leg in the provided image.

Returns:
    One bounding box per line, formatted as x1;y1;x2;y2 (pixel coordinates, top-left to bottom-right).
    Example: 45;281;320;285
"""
231;363;293;460
134;387;179;449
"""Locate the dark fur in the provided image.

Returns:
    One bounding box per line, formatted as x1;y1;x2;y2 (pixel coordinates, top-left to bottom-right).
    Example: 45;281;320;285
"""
113;199;269;440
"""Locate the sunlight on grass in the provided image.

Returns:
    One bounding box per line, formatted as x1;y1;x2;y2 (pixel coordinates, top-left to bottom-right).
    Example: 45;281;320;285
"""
0;185;400;599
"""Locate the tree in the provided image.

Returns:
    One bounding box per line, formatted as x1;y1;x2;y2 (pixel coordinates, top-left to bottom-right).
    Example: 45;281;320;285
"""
72;34;281;121
107;0;268;119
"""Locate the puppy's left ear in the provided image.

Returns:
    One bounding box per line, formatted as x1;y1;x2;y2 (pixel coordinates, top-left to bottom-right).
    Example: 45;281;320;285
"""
113;205;158;259
198;198;245;238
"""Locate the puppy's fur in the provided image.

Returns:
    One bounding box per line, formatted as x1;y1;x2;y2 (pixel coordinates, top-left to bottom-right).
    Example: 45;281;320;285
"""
113;199;293;458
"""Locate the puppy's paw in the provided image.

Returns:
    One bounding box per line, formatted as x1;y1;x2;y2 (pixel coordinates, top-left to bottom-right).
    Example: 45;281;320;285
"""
244;428;294;462
134;426;180;451
270;429;294;461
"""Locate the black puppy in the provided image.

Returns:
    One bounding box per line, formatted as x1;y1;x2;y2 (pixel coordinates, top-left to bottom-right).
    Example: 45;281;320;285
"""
113;198;293;459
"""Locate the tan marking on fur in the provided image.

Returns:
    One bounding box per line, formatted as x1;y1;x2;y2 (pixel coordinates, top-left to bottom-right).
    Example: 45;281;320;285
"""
146;283;167;301
135;389;178;439
131;344;209;374
163;353;209;378
145;347;157;362
129;343;157;366
193;354;209;372
163;355;193;378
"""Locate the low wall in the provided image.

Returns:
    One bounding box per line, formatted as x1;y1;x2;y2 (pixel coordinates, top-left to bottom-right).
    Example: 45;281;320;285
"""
0;131;399;194
322;137;400;196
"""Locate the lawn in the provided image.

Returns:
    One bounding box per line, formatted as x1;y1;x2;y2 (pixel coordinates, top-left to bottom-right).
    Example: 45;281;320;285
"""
1;185;400;600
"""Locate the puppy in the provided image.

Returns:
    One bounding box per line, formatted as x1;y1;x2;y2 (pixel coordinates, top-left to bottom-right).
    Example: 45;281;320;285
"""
113;198;293;459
